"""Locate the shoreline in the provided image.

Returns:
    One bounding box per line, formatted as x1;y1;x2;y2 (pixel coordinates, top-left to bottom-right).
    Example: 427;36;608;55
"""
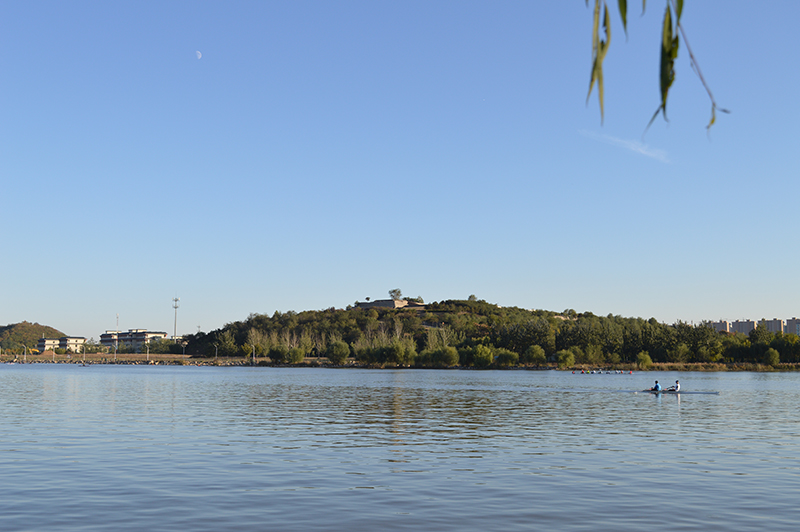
1;355;797;372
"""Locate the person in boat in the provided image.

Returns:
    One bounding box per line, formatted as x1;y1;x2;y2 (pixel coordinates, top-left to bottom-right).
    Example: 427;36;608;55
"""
650;380;662;392
666;380;680;392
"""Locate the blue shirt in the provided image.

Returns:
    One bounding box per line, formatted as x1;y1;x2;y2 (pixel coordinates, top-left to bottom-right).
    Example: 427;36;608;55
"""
654;383;662;391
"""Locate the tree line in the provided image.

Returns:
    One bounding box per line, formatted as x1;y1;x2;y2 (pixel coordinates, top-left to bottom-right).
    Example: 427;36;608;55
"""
180;299;799;368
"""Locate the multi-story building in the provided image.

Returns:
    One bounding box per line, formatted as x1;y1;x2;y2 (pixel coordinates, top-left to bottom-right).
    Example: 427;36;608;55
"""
37;336;86;353
785;318;800;336
730;320;757;335
764;319;785;334
37;338;60;352
710;321;730;333
100;329;168;351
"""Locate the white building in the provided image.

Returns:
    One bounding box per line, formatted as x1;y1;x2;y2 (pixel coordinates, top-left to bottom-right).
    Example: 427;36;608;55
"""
37;338;60;352
37;336;86;353
100;329;168;350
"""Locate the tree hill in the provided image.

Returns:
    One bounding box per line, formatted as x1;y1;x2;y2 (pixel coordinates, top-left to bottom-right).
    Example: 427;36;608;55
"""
181;299;800;367
0;321;66;351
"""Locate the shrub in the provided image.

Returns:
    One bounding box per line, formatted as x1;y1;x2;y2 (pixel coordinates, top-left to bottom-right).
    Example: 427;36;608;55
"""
556;350;575;369
384;339;417;366
764;347;780;368
287;347;305;364
326;340;350;365
472;345;494;368
267;345;289;363
636;351;653;369
495;348;519;367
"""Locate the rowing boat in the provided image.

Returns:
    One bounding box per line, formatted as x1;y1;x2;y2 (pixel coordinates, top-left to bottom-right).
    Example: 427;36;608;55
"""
636;390;719;395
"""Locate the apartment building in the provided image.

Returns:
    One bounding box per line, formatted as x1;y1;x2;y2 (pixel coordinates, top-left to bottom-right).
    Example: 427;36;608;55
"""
730;320;757;334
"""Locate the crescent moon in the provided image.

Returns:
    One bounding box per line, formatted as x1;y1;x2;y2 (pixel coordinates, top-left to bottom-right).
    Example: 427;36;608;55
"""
196;51;202;60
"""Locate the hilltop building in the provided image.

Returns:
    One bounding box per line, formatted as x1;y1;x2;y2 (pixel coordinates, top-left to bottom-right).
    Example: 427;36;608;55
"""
353;299;425;310
100;329;168;350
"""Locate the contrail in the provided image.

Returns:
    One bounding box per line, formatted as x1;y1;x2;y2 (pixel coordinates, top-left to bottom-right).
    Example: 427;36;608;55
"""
579;130;669;163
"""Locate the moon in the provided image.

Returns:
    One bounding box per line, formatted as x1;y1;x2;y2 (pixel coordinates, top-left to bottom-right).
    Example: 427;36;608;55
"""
196;51;202;60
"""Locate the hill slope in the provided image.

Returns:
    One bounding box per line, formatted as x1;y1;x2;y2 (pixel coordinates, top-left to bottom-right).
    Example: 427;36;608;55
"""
0;321;67;350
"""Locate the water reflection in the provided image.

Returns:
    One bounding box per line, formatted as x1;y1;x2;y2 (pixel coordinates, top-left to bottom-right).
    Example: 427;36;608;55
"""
1;365;799;531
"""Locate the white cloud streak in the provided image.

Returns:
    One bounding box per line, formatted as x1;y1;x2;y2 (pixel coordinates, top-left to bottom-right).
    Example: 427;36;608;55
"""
579;130;669;163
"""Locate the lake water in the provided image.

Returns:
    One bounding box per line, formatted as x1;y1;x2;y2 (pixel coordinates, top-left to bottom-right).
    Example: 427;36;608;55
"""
1;365;798;531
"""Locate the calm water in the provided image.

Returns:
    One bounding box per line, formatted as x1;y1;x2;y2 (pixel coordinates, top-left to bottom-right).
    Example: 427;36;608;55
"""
1;365;798;531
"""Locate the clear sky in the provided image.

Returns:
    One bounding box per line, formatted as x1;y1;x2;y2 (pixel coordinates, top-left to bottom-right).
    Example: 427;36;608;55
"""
2;1;798;339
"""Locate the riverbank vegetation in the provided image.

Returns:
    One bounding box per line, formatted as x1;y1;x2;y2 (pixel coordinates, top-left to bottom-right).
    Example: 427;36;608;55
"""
174;298;800;370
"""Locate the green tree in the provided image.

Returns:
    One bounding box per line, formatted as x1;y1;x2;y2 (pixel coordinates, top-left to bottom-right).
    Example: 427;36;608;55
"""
389;288;403;301
521;345;547;366
666;343;691;363
472;345;494;368
431;346;459;368
749;322;774;346
216;329;238;357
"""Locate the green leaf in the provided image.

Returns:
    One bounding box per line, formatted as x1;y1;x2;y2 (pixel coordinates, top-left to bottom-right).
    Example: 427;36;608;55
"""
618;0;627;36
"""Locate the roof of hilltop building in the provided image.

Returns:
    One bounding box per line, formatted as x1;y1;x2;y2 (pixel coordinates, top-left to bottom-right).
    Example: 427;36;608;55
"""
353;299;425;310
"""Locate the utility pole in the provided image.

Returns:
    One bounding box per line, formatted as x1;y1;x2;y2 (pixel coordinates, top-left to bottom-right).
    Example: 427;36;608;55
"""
172;297;180;342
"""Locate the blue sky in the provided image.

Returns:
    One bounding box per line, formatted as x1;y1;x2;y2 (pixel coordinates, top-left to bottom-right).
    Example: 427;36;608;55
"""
2;1;799;339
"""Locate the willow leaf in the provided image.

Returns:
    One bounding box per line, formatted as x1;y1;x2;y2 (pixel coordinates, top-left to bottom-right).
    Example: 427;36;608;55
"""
647;4;679;130
587;0;611;123
707;106;716;130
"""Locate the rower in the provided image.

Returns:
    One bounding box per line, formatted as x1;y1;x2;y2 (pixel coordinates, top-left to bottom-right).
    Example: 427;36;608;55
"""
650;380;662;392
666;380;680;392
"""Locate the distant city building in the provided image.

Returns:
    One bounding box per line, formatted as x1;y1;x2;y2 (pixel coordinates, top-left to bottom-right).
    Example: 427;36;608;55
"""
709;317;800;335
785;318;800;336
763;319;785;334
37;336;86;353
100;329;168;350
710;321;730;333
730;320;756;335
